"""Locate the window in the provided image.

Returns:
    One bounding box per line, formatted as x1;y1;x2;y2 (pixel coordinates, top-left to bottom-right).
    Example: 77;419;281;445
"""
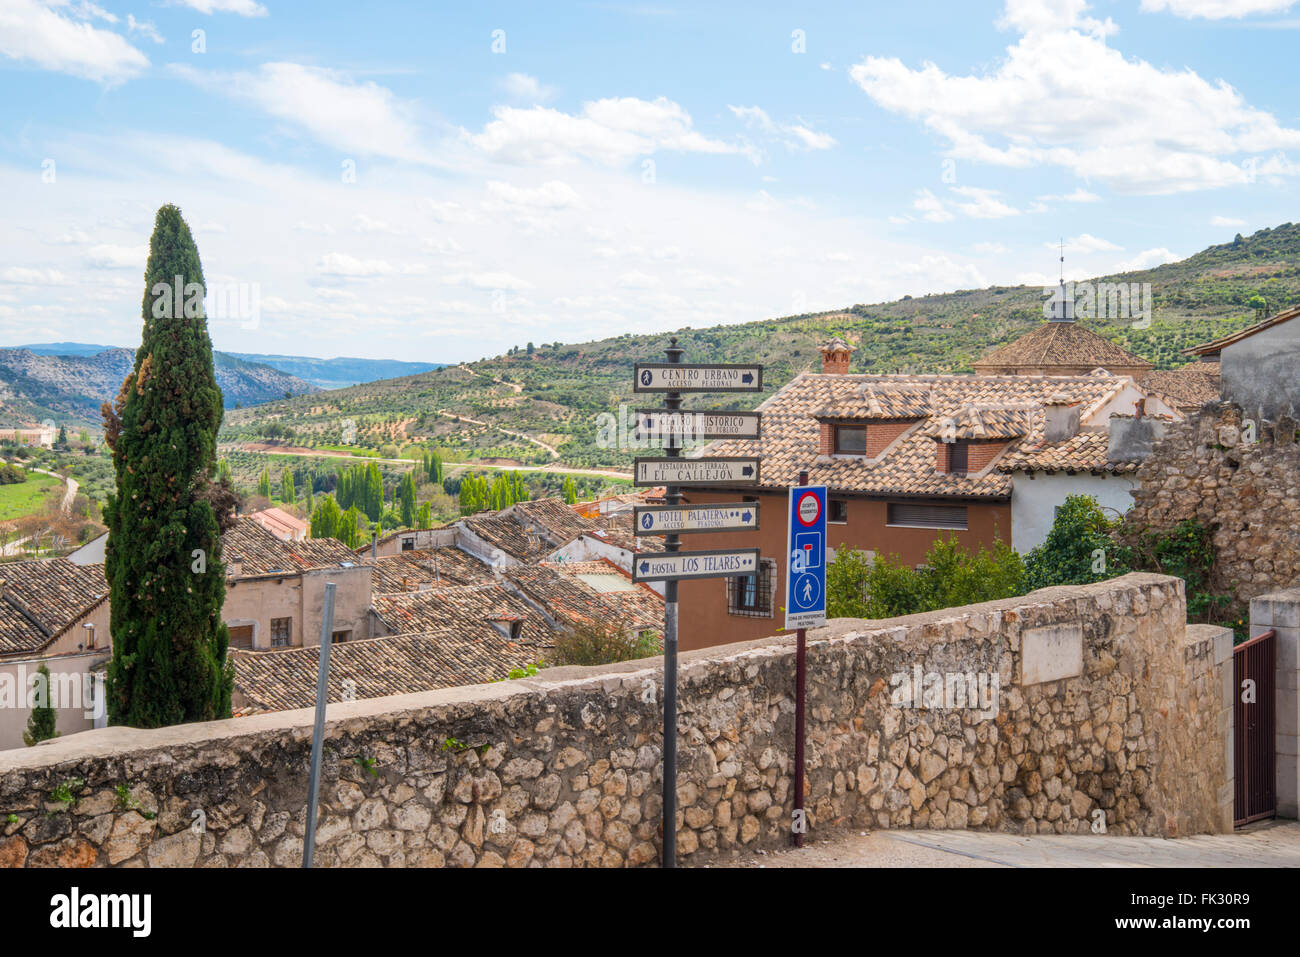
834;425;866;455
401;537;415;552
727;559;776;618
948;441;969;475
332;630;351;644
887;503;968;530
829;499;849;524
228;624;254;651
270;617;293;648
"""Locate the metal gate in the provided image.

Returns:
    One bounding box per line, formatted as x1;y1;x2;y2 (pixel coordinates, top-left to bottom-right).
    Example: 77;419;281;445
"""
1234;628;1276;827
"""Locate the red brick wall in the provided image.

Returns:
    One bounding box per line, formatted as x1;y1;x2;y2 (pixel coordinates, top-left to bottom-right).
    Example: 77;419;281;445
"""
818;423;833;456
866;420;915;457
967;440;1007;473
821;349;851;374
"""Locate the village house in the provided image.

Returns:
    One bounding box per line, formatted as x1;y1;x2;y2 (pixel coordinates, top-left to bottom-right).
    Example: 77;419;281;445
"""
455;497;643;578
247;506;310;542
675;326;1186;651
0;426;56;449
0;559;110;749
1183;304;1300;423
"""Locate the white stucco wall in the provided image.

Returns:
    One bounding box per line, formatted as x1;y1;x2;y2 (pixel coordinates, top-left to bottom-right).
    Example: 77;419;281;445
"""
1010;472;1137;554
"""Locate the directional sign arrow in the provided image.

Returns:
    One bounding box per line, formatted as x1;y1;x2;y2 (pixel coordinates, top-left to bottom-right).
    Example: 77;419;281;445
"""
633;363;764;393
632;548;761;583
634;502;760;535
635;410;761;441
634;457;761;487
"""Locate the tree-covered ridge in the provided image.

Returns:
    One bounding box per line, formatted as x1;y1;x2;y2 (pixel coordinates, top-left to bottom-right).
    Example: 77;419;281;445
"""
223;223;1300;470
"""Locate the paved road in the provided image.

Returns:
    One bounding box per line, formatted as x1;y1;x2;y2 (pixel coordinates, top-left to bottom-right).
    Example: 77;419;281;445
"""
731;821;1300;868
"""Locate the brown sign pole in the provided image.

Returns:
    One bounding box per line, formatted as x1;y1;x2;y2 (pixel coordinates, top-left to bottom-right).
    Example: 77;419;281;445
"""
661;337;682;868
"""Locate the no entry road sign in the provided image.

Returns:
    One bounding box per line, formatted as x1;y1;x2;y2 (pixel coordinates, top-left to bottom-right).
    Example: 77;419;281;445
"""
634;456;759;486
785;485;827;630
634;502;759;535
635;410;762;441
633;363;763;393
632;548;761;583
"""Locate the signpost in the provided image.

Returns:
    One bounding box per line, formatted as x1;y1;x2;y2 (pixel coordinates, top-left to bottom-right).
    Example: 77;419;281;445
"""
635;410;762;441
632;339;763;868
632;547;760;583
633;502;759;535
633;362;763;393
633;456;760;486
784;475;826;848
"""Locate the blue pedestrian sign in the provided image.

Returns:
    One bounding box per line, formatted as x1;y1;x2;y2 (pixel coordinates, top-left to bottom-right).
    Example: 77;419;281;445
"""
785;485;827;630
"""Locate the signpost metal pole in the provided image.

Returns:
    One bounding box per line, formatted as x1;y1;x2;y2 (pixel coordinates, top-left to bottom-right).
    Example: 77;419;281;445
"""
793;470;808;848
302;581;337;869
661;337;682;869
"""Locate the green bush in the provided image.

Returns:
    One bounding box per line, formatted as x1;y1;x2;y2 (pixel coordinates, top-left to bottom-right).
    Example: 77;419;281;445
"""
550;620;663;666
1024;495;1131;590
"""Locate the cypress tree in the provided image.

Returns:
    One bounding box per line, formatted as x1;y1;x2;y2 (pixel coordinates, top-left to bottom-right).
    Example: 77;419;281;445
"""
281;467;295;504
257;467;272;499
399;471;417;527
101;204;232;728
22;662;59;746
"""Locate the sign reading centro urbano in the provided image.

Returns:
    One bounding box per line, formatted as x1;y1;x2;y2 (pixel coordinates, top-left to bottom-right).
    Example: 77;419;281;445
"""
633;363;764;393
634;502;759;535
635;410;761;441
632;548;761;583
634;456;760;487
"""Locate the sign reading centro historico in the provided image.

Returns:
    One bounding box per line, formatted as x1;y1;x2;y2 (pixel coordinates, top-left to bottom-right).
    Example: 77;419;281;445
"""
634;456;760;486
635;409;761;440
633;363;763;393
632;548;761;583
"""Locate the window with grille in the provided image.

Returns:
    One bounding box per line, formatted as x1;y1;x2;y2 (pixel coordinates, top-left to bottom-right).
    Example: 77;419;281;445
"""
270;617;293;647
727;559;776;618
829;499;849;524
948;441;969;475
886;503;968;530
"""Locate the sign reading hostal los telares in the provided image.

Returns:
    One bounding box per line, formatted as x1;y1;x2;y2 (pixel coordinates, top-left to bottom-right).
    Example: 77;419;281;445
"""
633;363;764;393
632;548;760;583
634;456;760;486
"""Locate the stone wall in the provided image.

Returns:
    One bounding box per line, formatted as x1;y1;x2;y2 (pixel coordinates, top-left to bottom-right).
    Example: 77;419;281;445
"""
1123;402;1300;600
0;573;1231;868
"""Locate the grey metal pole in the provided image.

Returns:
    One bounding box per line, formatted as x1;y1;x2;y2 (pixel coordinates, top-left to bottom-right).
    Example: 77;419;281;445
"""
661;336;683;869
302;581;338;868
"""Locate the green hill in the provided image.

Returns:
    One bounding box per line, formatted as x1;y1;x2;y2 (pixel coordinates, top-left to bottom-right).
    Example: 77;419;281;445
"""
222;223;1300;469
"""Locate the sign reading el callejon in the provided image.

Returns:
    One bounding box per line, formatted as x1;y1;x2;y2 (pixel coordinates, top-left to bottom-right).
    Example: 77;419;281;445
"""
633;456;760;486
633;363;764;393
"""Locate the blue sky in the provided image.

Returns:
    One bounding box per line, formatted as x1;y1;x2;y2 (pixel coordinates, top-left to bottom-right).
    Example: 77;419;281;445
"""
1;0;1298;362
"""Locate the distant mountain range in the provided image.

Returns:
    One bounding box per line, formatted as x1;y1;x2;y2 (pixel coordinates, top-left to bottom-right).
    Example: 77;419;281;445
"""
0;347;320;427
16;344;443;390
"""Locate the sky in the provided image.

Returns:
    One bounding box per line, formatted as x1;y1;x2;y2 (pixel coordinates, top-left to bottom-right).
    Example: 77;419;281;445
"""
1;0;1298;363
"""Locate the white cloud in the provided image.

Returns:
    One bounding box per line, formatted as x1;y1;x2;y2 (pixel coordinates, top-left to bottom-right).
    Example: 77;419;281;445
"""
1038;188;1101;202
126;14;164;44
86;243;147;268
293;221;336;235
441;272;534;291
484;180;583;209
1140;0;1298;18
973;241;1010;255
316;253;397;278
1211;214;1247;226
500;72;554;102
351;214;402;234
729;105;837;152
1115;247;1181;270
468;97;743;166
617;270;660;289
0;0;149;83
851;0;1300;193
1054;233;1122;253
174;62;433;164
950;185;1019;218
0;266;66;284
912;188;953;222
168;0;268;15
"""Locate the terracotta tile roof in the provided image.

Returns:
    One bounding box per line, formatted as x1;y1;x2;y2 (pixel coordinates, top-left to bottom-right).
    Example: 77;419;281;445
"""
704;372;1131;499
1139;366;1221;413
463;497;615;562
917;405;1034;441
371;547;495;593
504;561;662;632
248;507;308;540
223;517;363;577
972;321;1152;374
230;626;544;713
1185;306;1300;357
372;581;557;646
997;429;1138;474
0;559;108;656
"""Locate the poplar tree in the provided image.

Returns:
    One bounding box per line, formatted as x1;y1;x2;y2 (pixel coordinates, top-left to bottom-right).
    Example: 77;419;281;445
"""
399;471;417;527
281;467;295;504
101;204;232;727
257;467;271;499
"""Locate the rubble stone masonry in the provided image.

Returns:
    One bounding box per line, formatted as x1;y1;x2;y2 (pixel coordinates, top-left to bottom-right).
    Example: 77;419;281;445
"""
0;574;1231;867
1124;402;1300;600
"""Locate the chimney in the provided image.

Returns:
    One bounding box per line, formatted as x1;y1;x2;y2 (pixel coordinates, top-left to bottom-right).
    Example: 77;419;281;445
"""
1043;394;1080;443
820;338;852;375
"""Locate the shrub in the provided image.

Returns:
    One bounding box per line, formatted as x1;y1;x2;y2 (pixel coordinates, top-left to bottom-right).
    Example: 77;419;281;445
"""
1024;494;1130;590
550;620;663;667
